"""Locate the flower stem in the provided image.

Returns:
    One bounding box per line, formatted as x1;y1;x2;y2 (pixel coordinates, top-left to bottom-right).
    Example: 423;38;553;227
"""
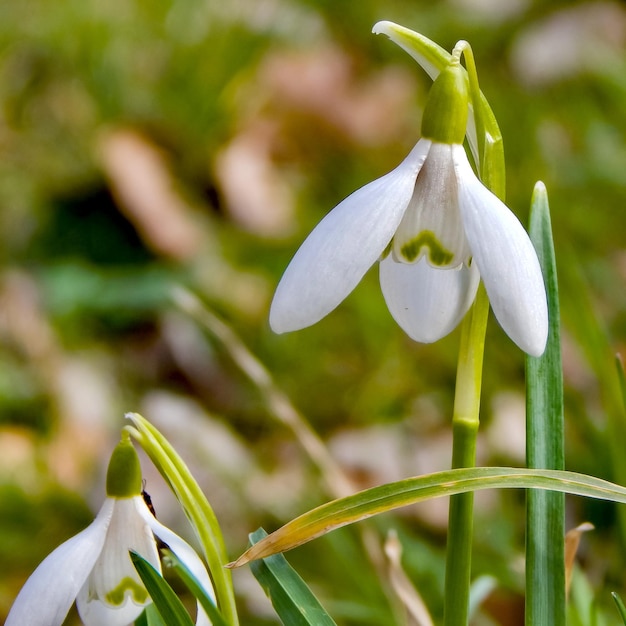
457;41;505;199
443;39;503;624
443;283;489;626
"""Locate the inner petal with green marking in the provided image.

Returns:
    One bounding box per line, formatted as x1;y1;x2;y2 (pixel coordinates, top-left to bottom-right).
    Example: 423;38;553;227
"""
105;577;150;606
80;497;161;618
399;230;454;266
392;142;470;269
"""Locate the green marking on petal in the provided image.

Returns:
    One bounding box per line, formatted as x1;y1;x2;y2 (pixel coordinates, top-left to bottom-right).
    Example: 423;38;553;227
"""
105;576;150;606
400;230;454;265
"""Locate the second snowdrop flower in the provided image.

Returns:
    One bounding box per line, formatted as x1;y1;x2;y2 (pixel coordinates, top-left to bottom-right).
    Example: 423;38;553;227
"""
6;434;215;626
270;48;548;356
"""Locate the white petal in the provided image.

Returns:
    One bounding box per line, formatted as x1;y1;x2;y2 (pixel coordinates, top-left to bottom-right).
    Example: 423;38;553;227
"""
393;143;471;267
269;139;431;332
77;497;160;626
5;499;114;626
139;501;216;626
453;147;548;356
77;597;147;626
380;255;479;342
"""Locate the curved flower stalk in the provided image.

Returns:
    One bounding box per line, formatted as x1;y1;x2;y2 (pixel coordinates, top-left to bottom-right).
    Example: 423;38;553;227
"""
270;46;548;356
6;435;215;626
372;20;480;162
126;412;239;625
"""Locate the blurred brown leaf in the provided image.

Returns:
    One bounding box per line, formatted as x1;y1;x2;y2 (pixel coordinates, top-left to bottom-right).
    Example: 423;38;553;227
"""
98;128;202;261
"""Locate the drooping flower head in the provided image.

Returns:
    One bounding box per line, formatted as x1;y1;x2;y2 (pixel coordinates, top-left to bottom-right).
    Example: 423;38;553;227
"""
6;434;215;626
270;29;548;356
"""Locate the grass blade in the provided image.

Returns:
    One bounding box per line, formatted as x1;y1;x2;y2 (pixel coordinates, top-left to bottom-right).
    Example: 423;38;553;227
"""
137;604;168;626
164;549;230;626
526;182;565;625
130;551;195;626
229;466;626;566
612;592;626;624
248;528;337;626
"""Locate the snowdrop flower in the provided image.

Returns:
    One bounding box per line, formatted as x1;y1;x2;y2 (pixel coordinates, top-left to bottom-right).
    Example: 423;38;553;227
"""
270;54;548;356
6;435;215;626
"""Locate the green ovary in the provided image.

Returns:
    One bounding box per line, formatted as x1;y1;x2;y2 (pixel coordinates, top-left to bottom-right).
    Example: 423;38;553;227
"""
400;230;454;266
105;577;149;606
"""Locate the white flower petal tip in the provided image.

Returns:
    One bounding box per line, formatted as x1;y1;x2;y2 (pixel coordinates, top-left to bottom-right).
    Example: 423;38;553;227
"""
380;256;480;343
5;499;115;626
140;503;216;625
453;149;548;356
269;140;431;333
515;305;549;358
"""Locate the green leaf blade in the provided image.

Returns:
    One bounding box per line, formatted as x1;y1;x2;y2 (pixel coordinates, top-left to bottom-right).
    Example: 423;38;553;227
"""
230;467;626;567
248;528;337;626
612;591;626;625
526;182;566;626
163;549;230;626
130;551;195;626
137;603;169;626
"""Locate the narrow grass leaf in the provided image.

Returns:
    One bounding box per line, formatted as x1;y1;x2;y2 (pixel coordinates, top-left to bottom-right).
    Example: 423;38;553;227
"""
163;549;230;626
126;413;239;625
130;551;195;626
248;528;337;626
526;182;565;625
135;608;149;626
138;604;168;626
612;592;626;624
229;467;626;566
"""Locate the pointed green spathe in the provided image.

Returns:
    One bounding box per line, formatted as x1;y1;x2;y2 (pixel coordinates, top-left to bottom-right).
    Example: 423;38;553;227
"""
421;60;469;145
106;433;142;498
372;21;505;196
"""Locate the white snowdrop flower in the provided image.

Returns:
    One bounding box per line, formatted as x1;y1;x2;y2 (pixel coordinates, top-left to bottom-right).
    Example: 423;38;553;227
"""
270;55;547;356
6;436;215;626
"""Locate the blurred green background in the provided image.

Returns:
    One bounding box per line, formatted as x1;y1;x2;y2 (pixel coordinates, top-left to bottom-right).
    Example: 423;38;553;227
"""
0;0;625;624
